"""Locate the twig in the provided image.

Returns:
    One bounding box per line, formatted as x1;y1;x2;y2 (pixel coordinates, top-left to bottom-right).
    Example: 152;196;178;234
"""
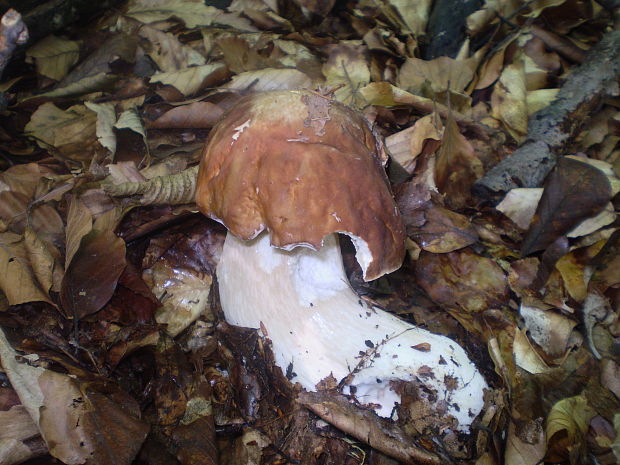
0;8;28;78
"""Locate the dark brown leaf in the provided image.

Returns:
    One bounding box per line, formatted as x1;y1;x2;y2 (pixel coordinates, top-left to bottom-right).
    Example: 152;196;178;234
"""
60;229;126;319
521;157;612;256
408;203;478;253
415;249;509;313
434;113;483;208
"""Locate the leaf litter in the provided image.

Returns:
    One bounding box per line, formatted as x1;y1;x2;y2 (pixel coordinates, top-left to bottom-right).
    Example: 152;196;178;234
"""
0;0;619;464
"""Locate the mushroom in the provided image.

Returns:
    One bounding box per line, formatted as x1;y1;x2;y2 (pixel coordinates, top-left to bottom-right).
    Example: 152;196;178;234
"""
196;90;487;431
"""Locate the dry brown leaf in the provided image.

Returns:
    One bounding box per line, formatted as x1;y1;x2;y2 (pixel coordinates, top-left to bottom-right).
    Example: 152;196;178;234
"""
434;112;483;208
26;35;80;81
519;300;577;359
150;63;229;97
513;328;551;374
521;157;612;256
415;249;508;313
491;59;528;143
25;103;98;162
222;68;313;92
386;114;442;173
139;25;205;72
0;232;54;305
408;204;478;253
398;56;477;96
60;229;126;318
504;416;546;465
150;101;224;128
64;195;93;270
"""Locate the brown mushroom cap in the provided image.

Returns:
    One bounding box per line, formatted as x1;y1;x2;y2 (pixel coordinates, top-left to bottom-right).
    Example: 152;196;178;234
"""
196;90;405;280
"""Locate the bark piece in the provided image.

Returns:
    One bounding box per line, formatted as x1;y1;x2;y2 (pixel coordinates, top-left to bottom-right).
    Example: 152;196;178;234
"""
474;30;620;201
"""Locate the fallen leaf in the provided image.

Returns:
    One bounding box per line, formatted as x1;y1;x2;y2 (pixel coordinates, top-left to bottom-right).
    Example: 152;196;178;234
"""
434;112;483;208
491;59;528;143
126;0;223;28
322;42;370;107
504;415;546;465
519;300;577;359
0;232;53;305
398;56;477;96
139;25;205;72
385;114;442;174
415;249;509;313
546;395;595;463
60;229;126;318
84;102;118;154
387;0;431;35
25;103;96;150
26;35;80;81
513;328;551;374
64;195;93;270
221;68;313;92
521;157;612;256
496;188;543;229
0;327;148;465
150;63;229;97
150;101;224;128
407;203;478;253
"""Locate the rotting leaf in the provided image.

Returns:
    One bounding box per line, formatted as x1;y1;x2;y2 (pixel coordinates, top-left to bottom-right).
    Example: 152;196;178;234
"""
26;35;80;81
60;229;126;319
521;157;612;256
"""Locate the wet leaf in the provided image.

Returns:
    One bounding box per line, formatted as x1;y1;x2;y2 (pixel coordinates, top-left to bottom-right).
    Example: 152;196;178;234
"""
60;229;126;318
415;249;508;313
521;157;612;256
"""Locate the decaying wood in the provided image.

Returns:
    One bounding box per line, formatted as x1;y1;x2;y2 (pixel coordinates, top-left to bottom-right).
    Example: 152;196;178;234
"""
474;30;620;202
0;8;27;78
297;391;443;465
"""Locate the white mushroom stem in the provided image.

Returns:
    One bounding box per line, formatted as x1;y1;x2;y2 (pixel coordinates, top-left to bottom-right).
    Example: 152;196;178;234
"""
217;232;487;431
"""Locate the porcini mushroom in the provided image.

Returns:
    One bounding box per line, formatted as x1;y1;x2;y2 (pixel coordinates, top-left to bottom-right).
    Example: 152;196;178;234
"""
196;90;487;430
